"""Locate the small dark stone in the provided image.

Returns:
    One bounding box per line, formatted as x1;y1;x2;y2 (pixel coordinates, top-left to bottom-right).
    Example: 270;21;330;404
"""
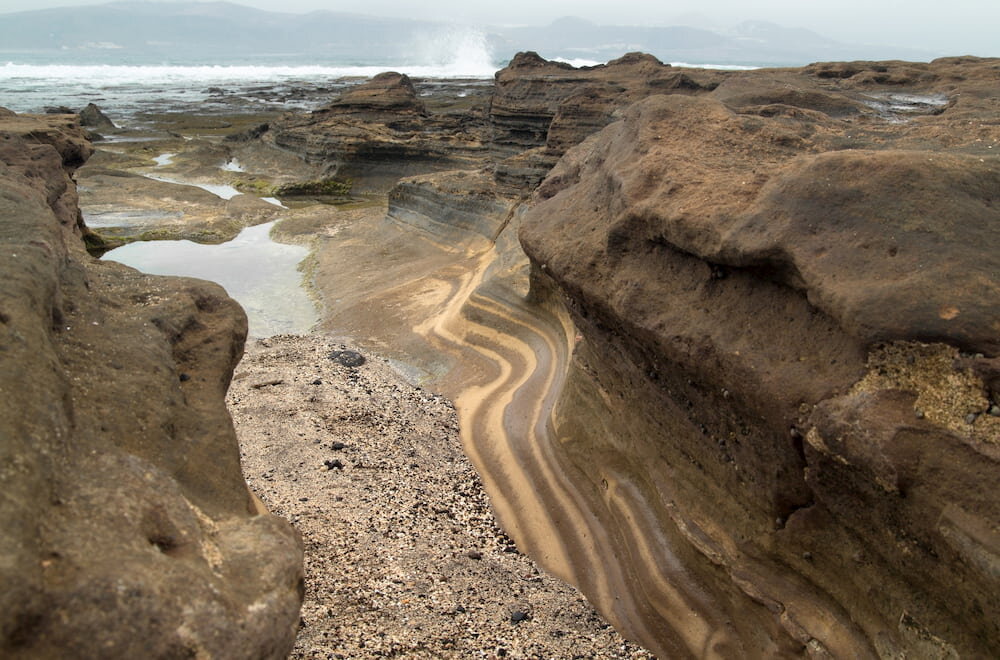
467;551;483;560
179;373;190;382
311;379;322;385
329;350;366;367
510;610;530;623
331;441;346;450
915;409;925;419
455;605;466;614
497;648;508;657
965;413;979;424
324;459;344;470
802;551;813;561
503;545;518;554
299;497;309;502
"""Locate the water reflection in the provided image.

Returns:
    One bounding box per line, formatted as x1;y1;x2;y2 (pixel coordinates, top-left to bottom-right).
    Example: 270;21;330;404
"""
103;221;316;337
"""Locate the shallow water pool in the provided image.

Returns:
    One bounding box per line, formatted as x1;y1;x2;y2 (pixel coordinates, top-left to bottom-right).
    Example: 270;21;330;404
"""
103;220;316;337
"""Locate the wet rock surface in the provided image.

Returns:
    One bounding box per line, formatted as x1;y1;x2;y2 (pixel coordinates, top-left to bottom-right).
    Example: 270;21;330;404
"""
0;111;303;657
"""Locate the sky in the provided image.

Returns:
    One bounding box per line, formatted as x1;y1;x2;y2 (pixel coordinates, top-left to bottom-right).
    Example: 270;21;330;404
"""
0;0;996;56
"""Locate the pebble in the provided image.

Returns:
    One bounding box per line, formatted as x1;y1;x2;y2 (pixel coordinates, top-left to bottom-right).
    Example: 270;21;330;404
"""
965;413;979;425
989;405;1000;417
329;350;366;367
510;611;530;623
324;459;344;470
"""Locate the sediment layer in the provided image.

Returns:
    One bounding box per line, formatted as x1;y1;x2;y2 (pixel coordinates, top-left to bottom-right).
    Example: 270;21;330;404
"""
520;57;1000;657
265;53;1000;657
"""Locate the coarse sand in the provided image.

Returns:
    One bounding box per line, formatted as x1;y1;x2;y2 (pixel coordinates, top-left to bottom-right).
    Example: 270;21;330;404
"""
229;334;653;659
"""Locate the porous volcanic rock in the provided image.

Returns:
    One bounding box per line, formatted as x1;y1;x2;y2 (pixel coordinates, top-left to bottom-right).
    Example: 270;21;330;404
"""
0;111;303;657
519;57;1000;657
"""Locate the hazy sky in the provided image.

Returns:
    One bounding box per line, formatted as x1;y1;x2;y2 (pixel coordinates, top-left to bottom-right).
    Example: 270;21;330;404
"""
0;0;996;56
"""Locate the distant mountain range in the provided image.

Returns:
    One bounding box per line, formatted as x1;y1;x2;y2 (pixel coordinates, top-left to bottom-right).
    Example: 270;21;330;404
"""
0;1;942;67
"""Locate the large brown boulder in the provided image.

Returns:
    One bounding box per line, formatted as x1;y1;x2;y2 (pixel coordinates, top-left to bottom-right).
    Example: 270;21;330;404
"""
519;57;1000;657
0;112;303;657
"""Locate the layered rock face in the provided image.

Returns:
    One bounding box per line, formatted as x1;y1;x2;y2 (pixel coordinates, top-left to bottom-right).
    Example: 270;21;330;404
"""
387;169;515;247
489;52;725;192
249;72;492;191
520;58;1000;657
0;113;303;657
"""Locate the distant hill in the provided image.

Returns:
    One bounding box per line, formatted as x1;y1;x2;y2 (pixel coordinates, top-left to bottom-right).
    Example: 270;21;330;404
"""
492;16;939;65
0;1;941;67
0;1;447;65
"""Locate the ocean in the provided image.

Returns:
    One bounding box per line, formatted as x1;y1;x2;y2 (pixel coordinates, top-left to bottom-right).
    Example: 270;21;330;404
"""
0;30;756;124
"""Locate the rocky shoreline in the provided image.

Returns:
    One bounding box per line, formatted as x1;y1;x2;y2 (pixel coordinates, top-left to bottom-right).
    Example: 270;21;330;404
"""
3;51;999;658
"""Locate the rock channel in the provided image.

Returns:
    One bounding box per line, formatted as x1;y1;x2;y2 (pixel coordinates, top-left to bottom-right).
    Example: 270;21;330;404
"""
234;54;1000;657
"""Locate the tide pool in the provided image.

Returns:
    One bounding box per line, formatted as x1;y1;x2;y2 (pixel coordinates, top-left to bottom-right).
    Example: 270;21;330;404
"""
103;221;316;337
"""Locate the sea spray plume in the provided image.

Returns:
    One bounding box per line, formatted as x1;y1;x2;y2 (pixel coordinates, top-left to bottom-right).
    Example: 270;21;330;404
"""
407;27;499;77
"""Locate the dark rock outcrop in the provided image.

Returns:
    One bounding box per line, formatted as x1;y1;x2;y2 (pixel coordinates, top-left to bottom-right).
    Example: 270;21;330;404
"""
519;57;1000;657
0;112;303;657
489;52;725;191
78;102;116;130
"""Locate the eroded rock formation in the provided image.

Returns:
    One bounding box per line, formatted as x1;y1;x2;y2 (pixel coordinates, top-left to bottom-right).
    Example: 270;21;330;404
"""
243;72;492;191
520;57;1000;657
229;52;1000;657
0;112;303;657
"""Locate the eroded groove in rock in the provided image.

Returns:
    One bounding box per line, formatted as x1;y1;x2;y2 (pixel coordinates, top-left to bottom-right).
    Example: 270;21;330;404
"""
254;54;999;657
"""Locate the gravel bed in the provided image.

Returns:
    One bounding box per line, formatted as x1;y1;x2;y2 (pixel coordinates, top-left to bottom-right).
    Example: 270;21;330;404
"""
228;334;653;659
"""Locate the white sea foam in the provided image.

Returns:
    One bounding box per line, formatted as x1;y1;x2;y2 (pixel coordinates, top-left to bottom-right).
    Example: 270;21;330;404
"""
0;60;497;87
668;61;759;70
407;28;498;78
553;57;605;68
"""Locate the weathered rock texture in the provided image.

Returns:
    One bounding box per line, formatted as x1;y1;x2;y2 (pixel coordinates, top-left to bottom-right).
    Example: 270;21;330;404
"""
0;112;303;657
227;52;1000;657
387;169;515;246
489;52;725;191
520;57;1000;657
247;72;491;191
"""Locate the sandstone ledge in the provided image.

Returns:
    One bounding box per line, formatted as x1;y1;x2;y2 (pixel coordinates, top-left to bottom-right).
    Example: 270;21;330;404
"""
519;57;1000;657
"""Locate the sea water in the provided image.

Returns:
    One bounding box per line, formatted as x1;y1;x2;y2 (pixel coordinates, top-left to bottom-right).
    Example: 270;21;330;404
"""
0;28;501;121
103;222;316;337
